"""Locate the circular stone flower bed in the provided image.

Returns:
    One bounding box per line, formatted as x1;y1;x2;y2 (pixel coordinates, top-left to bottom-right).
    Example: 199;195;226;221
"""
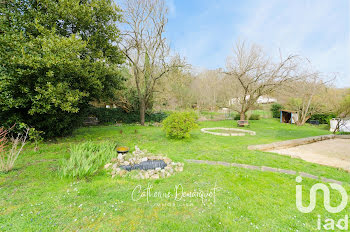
104;146;184;179
200;127;256;136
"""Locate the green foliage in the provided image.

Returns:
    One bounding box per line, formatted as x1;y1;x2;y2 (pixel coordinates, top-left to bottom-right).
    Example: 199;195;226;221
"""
0;0;125;138
28;128;44;151
234;114;247;120
307;113;336;124
249;114;260;120
271;103;283;118
59;142;114;178
86;107;167;124
1;120;347;231
162;112;198;139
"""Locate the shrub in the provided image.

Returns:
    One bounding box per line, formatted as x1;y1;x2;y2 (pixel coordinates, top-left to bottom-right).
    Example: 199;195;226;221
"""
0;126;29;172
0;107;87;139
234;114;247;120
59;142;115;178
271;104;283;118
249;114;260;120
162;112;198;139
28;128;44;151
308;113;337;124
86;107;168;124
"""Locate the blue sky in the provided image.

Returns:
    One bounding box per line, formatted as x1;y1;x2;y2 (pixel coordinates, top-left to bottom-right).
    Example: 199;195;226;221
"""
165;0;350;87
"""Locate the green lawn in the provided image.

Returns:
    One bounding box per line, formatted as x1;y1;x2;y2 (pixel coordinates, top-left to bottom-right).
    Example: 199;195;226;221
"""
1;119;349;231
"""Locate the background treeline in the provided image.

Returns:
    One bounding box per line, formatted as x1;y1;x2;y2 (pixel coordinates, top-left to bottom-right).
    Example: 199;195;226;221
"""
1;0;349;139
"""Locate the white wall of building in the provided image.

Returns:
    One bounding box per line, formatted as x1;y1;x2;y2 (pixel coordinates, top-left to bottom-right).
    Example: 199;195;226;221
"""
330;118;350;132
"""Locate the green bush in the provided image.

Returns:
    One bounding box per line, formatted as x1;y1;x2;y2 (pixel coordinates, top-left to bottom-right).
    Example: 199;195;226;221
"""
271;104;283;118
86;107;167;124
234;114;241;120
59;142;115;178
0;107;87;138
234;114;247;120
307;113;336;124
162;112;198;139
249;114;260;120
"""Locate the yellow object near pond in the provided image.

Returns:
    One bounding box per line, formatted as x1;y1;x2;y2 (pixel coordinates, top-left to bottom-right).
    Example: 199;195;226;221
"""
116;146;129;153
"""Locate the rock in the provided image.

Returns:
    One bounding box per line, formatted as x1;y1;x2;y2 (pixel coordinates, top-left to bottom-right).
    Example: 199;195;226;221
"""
178;167;183;172
151;174;159;179
115;168;121;173
148;170;154;176
166;173;171;177
117;153;124;160
112;174;116;178
119;170;127;176
163;158;171;164
161;169;165;173
111;158;118;162
104;163;112;169
144;173;150;179
112;163;119;170
155;167;161;171
141;157;148;162
123;161;130;166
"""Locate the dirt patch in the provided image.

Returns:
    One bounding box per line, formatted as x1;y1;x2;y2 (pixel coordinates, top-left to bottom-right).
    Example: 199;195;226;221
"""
270;139;350;171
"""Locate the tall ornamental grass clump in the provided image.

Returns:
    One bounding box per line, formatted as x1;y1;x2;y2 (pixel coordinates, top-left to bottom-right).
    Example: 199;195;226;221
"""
60;142;114;178
162;112;198;139
0;126;29;172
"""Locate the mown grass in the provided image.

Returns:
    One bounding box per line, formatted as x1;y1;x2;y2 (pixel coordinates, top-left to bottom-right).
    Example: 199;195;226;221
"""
0;118;349;231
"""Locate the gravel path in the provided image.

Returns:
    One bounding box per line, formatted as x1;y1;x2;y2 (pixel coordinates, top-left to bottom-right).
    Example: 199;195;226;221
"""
270;138;350;172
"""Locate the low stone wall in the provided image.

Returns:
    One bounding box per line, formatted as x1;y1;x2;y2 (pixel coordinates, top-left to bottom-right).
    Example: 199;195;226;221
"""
247;134;335;151
335;135;350;139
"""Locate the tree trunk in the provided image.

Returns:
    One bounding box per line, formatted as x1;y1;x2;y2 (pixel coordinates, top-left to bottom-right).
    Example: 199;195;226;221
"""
140;99;146;125
240;112;245;120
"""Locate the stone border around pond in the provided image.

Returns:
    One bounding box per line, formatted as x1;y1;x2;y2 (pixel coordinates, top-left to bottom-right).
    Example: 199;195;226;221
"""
200;127;256;136
104;146;184;179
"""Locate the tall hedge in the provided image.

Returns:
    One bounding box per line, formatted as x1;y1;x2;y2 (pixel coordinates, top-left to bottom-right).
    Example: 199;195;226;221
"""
271;104;283;118
307;113;336;124
86;107;167;124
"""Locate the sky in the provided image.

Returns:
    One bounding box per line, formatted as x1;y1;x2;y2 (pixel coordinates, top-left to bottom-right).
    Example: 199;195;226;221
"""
165;0;350;88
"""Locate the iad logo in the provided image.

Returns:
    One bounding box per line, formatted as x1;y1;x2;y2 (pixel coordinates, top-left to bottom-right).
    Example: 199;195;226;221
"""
296;176;348;213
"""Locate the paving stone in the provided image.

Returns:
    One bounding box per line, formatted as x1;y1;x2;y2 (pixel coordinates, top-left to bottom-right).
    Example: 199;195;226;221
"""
261;166;279;172
206;160;218;165
242;164;261;170
216;161;231;166
278;169;297;175
231;163;245;168
321;177;342;185
185;159;204;164
299;172;319;180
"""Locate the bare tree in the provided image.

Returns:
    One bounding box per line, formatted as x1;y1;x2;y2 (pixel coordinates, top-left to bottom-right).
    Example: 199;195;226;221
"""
224;41;301;120
120;0;182;125
286;72;336;125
